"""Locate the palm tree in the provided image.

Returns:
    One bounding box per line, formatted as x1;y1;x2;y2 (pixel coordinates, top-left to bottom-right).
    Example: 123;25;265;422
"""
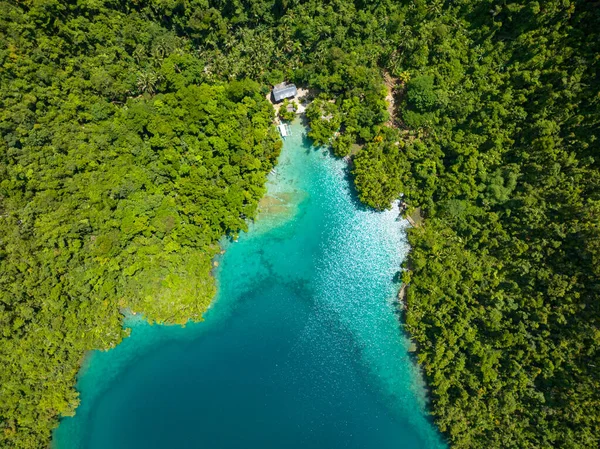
136;71;158;95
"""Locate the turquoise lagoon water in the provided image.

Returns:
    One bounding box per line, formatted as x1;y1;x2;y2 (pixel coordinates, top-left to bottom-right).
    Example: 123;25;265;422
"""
53;122;446;449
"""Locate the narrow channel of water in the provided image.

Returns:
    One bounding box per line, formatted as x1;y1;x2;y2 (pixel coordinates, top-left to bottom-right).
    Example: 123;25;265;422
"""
53;122;446;449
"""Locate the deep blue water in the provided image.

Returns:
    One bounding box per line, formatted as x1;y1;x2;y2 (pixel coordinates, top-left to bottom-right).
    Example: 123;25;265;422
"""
53;122;446;449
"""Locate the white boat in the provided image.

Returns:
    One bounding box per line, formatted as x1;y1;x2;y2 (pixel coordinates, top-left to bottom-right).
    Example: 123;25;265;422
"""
278;123;292;138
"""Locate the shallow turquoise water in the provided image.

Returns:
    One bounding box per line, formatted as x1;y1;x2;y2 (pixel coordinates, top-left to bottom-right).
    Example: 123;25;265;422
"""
53;122;445;449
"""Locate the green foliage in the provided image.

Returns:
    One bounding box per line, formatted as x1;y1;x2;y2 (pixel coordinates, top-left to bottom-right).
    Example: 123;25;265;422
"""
402;109;436;129
353;129;409;210
331;132;354;158
1;0;599;448
305;96;342;146
406;75;437;112
0;3;279;447
382;2;600;448
402;76;439;128
278;99;296;122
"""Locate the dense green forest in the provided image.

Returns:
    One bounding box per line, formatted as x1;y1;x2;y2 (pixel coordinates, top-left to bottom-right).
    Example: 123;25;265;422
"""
1;0;598;448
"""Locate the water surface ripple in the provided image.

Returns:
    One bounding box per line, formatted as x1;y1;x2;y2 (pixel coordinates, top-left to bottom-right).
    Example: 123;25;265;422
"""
53;122;446;449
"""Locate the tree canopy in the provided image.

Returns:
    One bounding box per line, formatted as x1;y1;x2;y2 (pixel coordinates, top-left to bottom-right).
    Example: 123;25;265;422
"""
1;0;599;448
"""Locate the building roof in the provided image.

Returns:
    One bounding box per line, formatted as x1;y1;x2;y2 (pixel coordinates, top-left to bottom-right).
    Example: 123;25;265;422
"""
272;83;297;102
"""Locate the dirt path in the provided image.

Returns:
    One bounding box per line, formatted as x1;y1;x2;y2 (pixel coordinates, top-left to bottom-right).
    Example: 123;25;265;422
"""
383;71;399;128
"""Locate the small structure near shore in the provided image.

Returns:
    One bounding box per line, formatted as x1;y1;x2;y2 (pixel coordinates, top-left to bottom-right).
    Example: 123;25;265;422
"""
272;82;297;102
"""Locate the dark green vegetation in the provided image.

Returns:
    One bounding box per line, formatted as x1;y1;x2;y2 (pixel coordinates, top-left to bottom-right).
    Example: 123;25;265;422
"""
0;2;281;447
1;0;598;448
375;4;600;449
